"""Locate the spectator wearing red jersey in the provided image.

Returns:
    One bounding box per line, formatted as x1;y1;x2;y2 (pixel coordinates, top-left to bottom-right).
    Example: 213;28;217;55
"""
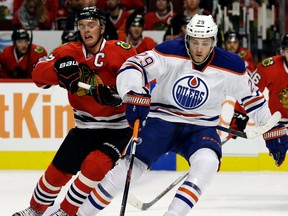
0;29;47;78
55;0;83;30
164;0;211;41
121;13;157;53
13;0;52;30
13;0;58;29
106;0;130;39
120;0;144;13
144;0;176;30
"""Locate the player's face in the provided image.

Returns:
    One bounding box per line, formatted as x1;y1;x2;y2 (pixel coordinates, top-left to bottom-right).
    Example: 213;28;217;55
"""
188;37;213;63
155;0;168;11
15;39;30;55
106;0;118;10
225;39;240;53
129;25;143;40
78;19;104;48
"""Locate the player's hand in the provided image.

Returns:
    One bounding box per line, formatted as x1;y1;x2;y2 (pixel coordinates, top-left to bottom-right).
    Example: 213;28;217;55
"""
229;111;249;139
90;85;122;107
263;124;288;166
54;56;80;93
125;90;151;129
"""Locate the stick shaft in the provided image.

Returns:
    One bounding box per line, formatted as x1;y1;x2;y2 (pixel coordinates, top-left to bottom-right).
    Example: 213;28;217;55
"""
119;119;140;216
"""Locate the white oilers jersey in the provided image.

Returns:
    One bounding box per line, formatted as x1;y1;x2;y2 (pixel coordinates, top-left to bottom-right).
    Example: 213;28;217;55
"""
117;39;271;126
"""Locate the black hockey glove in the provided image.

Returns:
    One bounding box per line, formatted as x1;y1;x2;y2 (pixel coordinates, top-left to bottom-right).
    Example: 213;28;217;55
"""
263;124;288;167
229;111;249;139
90;84;122;107
54;56;80;93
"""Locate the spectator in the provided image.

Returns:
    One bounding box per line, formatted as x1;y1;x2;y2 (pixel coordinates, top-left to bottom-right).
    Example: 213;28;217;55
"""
61;30;79;44
13;0;59;29
0;0;13;30
0;29;47;79
105;0;130;39
122;13;157;53
120;0;145;13
144;0;176;30
164;0;211;41
55;0;83;30
12;0;52;30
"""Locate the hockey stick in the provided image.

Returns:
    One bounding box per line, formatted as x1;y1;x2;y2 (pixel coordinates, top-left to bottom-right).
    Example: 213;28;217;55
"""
128;171;188;211
127;137;233;211
78;82;91;90
216;111;281;139
120;119;140;216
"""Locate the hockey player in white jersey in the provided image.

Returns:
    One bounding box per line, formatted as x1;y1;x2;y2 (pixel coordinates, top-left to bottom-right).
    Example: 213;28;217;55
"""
77;15;288;216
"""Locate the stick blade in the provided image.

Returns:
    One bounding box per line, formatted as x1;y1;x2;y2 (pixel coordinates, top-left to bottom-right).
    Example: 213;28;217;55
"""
246;111;281;139
128;194;144;210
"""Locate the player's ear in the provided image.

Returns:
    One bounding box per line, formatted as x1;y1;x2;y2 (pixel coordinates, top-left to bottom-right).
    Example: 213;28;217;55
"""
100;25;105;35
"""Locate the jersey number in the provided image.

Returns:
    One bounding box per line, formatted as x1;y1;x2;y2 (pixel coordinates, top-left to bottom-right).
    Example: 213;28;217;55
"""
252;73;261;85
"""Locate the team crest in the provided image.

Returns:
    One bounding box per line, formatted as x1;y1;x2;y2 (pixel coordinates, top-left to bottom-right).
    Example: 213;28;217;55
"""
261;57;274;67
116;41;132;50
239;51;247;58
34;46;44;53
172;75;209;110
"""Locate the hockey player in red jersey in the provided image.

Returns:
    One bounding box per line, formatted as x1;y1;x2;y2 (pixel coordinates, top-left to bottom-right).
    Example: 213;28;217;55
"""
252;33;288;126
13;6;137;216
0;29;47;79
230;33;288;138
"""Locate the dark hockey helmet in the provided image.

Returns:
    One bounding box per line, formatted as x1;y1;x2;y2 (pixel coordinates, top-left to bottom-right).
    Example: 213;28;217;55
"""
11;29;30;42
61;30;78;44
126;13;144;34
75;6;106;27
281;33;288;49
224;31;241;42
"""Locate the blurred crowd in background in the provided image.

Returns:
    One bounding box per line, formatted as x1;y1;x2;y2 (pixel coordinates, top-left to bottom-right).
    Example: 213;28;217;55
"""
0;0;287;78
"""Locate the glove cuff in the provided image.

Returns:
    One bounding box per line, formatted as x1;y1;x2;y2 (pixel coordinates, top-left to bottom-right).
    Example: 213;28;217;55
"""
263;125;287;140
126;91;151;106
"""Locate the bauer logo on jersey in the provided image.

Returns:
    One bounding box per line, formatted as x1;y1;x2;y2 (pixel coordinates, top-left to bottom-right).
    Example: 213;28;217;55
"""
172;75;209;110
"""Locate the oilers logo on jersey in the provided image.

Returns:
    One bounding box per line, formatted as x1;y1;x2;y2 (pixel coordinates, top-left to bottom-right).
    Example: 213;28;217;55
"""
172;75;208;110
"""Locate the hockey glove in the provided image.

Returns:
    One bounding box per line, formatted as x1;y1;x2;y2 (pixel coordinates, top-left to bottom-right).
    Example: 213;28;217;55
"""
54;56;80;93
90;85;122;107
229;111;249;139
125;90;151;129
263;124;288;167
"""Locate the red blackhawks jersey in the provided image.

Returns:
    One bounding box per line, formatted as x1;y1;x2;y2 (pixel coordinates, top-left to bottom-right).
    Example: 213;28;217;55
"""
238;47;256;75
144;11;176;30
127;37;157;53
32;40;137;129
0;44;47;78
252;55;288;123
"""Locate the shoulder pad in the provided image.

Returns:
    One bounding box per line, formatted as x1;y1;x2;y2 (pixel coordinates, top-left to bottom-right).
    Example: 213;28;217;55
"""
34;46;45;54
261;57;274;67
239;51;247;58
115;41;132;50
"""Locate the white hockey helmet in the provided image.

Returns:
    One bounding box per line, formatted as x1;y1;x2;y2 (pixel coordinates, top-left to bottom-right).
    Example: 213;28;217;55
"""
185;14;218;46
